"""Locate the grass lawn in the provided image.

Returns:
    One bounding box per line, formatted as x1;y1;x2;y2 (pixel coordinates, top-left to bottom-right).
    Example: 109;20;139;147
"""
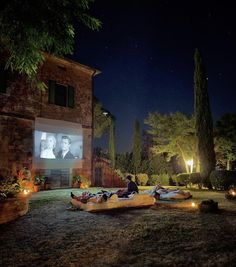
0;187;236;267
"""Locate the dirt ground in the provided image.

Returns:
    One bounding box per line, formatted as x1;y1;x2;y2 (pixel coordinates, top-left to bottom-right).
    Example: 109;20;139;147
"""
1;188;236;267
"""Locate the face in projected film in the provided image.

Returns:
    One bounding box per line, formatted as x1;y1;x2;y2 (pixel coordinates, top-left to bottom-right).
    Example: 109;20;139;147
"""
35;131;82;160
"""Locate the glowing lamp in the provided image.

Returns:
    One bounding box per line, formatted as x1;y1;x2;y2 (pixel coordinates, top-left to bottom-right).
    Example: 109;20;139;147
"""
232;191;236;196
23;189;30;195
186;159;193;173
191;202;196;207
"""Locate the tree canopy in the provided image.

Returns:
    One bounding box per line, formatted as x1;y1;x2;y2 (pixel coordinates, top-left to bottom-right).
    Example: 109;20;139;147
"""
93;97;116;167
215;113;236;170
0;0;101;83
145;111;196;172
93;98;111;138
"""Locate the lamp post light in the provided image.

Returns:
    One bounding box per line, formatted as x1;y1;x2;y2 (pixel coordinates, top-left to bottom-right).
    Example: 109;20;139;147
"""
186;159;193;173
102;111;108;116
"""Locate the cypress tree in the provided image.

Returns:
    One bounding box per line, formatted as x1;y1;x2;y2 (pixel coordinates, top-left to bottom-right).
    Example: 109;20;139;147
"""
108;117;116;168
194;49;216;186
132;119;142;175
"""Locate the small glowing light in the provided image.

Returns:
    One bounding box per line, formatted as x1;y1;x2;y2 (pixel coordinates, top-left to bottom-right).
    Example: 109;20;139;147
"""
232;191;236;196
191;202;196;207
23;189;30;195
186;159;193;166
186;159;194;173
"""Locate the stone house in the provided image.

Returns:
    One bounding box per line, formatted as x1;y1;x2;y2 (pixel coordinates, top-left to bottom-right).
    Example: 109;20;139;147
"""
0;53;100;188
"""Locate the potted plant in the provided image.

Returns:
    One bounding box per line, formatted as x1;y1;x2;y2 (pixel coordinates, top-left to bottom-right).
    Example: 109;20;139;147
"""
33;175;45;192
72;175;82;188
33;176;42;192
0;177;31;224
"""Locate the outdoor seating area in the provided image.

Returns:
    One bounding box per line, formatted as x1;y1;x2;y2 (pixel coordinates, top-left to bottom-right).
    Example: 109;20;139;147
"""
0;1;236;266
1;188;236;267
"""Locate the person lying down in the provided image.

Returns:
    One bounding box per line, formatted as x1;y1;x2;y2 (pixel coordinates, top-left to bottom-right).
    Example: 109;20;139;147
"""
144;184;192;200
68;190;126;210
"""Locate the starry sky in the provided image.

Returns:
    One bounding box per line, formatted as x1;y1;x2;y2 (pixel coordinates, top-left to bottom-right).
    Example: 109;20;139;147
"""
72;0;236;153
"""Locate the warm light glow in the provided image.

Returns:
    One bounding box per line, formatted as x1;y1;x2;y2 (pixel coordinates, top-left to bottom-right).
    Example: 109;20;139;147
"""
23;189;30;195
191;202;196;207
232;191;236;196
186;159;193;173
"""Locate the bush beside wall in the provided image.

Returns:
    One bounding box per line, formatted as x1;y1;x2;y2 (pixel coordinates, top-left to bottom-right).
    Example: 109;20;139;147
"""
210;170;236;190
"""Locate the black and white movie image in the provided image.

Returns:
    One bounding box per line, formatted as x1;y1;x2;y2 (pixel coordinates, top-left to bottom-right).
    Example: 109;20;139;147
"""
35;131;83;160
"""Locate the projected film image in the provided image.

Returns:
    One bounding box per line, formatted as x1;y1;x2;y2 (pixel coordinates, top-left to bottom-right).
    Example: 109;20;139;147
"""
35;131;83;160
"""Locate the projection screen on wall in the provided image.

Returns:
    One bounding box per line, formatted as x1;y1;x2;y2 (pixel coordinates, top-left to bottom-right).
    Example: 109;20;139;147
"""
34;118;83;169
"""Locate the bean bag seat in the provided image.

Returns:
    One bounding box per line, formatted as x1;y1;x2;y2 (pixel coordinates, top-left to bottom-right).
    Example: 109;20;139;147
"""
71;193;155;212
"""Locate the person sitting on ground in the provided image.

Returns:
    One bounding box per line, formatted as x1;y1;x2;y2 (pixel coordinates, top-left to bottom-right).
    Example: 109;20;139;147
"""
115;175;139;198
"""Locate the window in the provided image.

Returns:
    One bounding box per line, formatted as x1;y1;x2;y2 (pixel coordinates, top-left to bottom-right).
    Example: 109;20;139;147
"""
48;80;75;108
0;66;8;94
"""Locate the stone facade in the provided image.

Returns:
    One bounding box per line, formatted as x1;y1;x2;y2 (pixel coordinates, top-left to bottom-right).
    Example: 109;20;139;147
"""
0;54;100;187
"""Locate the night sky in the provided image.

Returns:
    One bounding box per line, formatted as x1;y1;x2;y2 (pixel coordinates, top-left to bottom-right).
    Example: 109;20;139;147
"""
72;0;236;153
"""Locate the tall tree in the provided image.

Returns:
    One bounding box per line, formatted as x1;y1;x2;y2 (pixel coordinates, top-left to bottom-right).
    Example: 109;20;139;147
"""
93;98;111;138
0;0;101;83
93;97;116;168
132;119;142;174
194;48;215;184
116;152;133;173
108;117;116;168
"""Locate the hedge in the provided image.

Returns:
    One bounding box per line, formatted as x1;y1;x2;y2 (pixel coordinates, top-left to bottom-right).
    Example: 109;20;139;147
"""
210;170;236;190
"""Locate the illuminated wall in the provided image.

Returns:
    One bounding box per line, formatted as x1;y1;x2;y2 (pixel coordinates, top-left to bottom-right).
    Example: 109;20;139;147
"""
0;54;100;187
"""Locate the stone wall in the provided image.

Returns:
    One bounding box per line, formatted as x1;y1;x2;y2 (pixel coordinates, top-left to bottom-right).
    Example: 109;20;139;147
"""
0;54;98;184
0;115;33;177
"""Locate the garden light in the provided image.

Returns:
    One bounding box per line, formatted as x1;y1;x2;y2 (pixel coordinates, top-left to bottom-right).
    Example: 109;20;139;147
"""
23;189;30;195
186;159;193;173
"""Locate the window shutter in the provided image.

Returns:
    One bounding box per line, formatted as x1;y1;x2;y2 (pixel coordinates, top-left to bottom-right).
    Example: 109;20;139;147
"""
48;80;55;104
0;68;7;93
67;86;75;108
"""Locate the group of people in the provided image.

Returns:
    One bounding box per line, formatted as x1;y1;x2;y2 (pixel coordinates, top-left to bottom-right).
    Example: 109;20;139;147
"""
68;175;192;210
40;135;75;159
69;175;139;208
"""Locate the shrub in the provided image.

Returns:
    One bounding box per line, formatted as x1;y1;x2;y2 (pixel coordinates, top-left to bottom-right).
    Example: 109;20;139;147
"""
170;175;177;186
0;177;21;199
136;173;149;186
176;173;190;187
210;170;236;190
159;173;170;186
148;173;171;186
148;175;159;186
189;172;202;188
